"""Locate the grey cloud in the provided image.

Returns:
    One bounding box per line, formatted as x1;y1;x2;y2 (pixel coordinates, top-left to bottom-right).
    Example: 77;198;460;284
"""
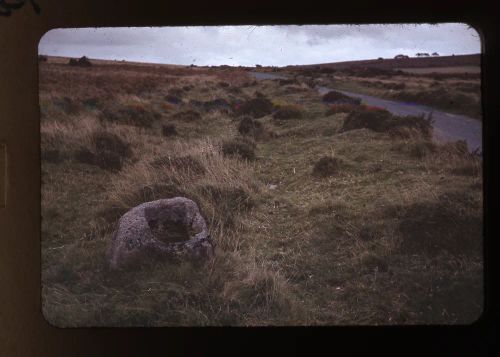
39;24;480;67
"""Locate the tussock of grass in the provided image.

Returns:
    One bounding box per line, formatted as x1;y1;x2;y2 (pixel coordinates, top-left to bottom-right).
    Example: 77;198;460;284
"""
222;138;256;161
53;96;81;115
161;124;178;137
234;97;274;118
326;103;360;115
165;94;183;105
392;139;438;159
312;156;342;177
322;90;361;105
273;105;304;120
74;131;133;171
238;116;264;139
172;110;202;121
41;149;64;163
101;103;162;128
341;107;433;138
150;155;206;177
104;138;259;244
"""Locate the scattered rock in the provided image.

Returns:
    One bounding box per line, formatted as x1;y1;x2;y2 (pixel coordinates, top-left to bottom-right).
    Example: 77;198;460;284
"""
107;197;214;270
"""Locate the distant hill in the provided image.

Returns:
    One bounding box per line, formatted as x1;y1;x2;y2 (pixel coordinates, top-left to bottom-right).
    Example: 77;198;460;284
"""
285;54;480;71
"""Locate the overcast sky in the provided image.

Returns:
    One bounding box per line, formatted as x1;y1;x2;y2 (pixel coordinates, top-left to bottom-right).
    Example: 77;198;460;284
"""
38;24;481;66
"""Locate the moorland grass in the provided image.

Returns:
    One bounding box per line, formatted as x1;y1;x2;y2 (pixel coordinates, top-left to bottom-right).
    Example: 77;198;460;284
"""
40;59;483;326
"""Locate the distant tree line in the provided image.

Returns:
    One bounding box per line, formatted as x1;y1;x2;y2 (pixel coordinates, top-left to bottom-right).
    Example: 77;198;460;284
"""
394;52;440;59
415;52;439;57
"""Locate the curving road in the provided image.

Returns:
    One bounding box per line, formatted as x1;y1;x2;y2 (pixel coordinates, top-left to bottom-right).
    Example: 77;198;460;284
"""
250;72;482;154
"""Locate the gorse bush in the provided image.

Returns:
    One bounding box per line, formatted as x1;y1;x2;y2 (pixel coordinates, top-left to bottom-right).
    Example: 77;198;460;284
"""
322;90;361;105
234;97;275;118
341;106;433;137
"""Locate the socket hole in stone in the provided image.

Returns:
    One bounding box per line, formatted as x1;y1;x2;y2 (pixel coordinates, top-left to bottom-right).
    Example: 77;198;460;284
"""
145;206;191;243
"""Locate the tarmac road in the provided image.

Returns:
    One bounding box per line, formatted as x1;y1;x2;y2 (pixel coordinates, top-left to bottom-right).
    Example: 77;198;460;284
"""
250;71;482;154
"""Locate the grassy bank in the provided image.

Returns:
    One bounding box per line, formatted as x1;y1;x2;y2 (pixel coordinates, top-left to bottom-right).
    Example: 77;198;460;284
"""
283;68;482;119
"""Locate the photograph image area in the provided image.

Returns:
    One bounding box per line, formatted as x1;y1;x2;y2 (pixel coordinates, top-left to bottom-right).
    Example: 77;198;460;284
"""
39;24;483;326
